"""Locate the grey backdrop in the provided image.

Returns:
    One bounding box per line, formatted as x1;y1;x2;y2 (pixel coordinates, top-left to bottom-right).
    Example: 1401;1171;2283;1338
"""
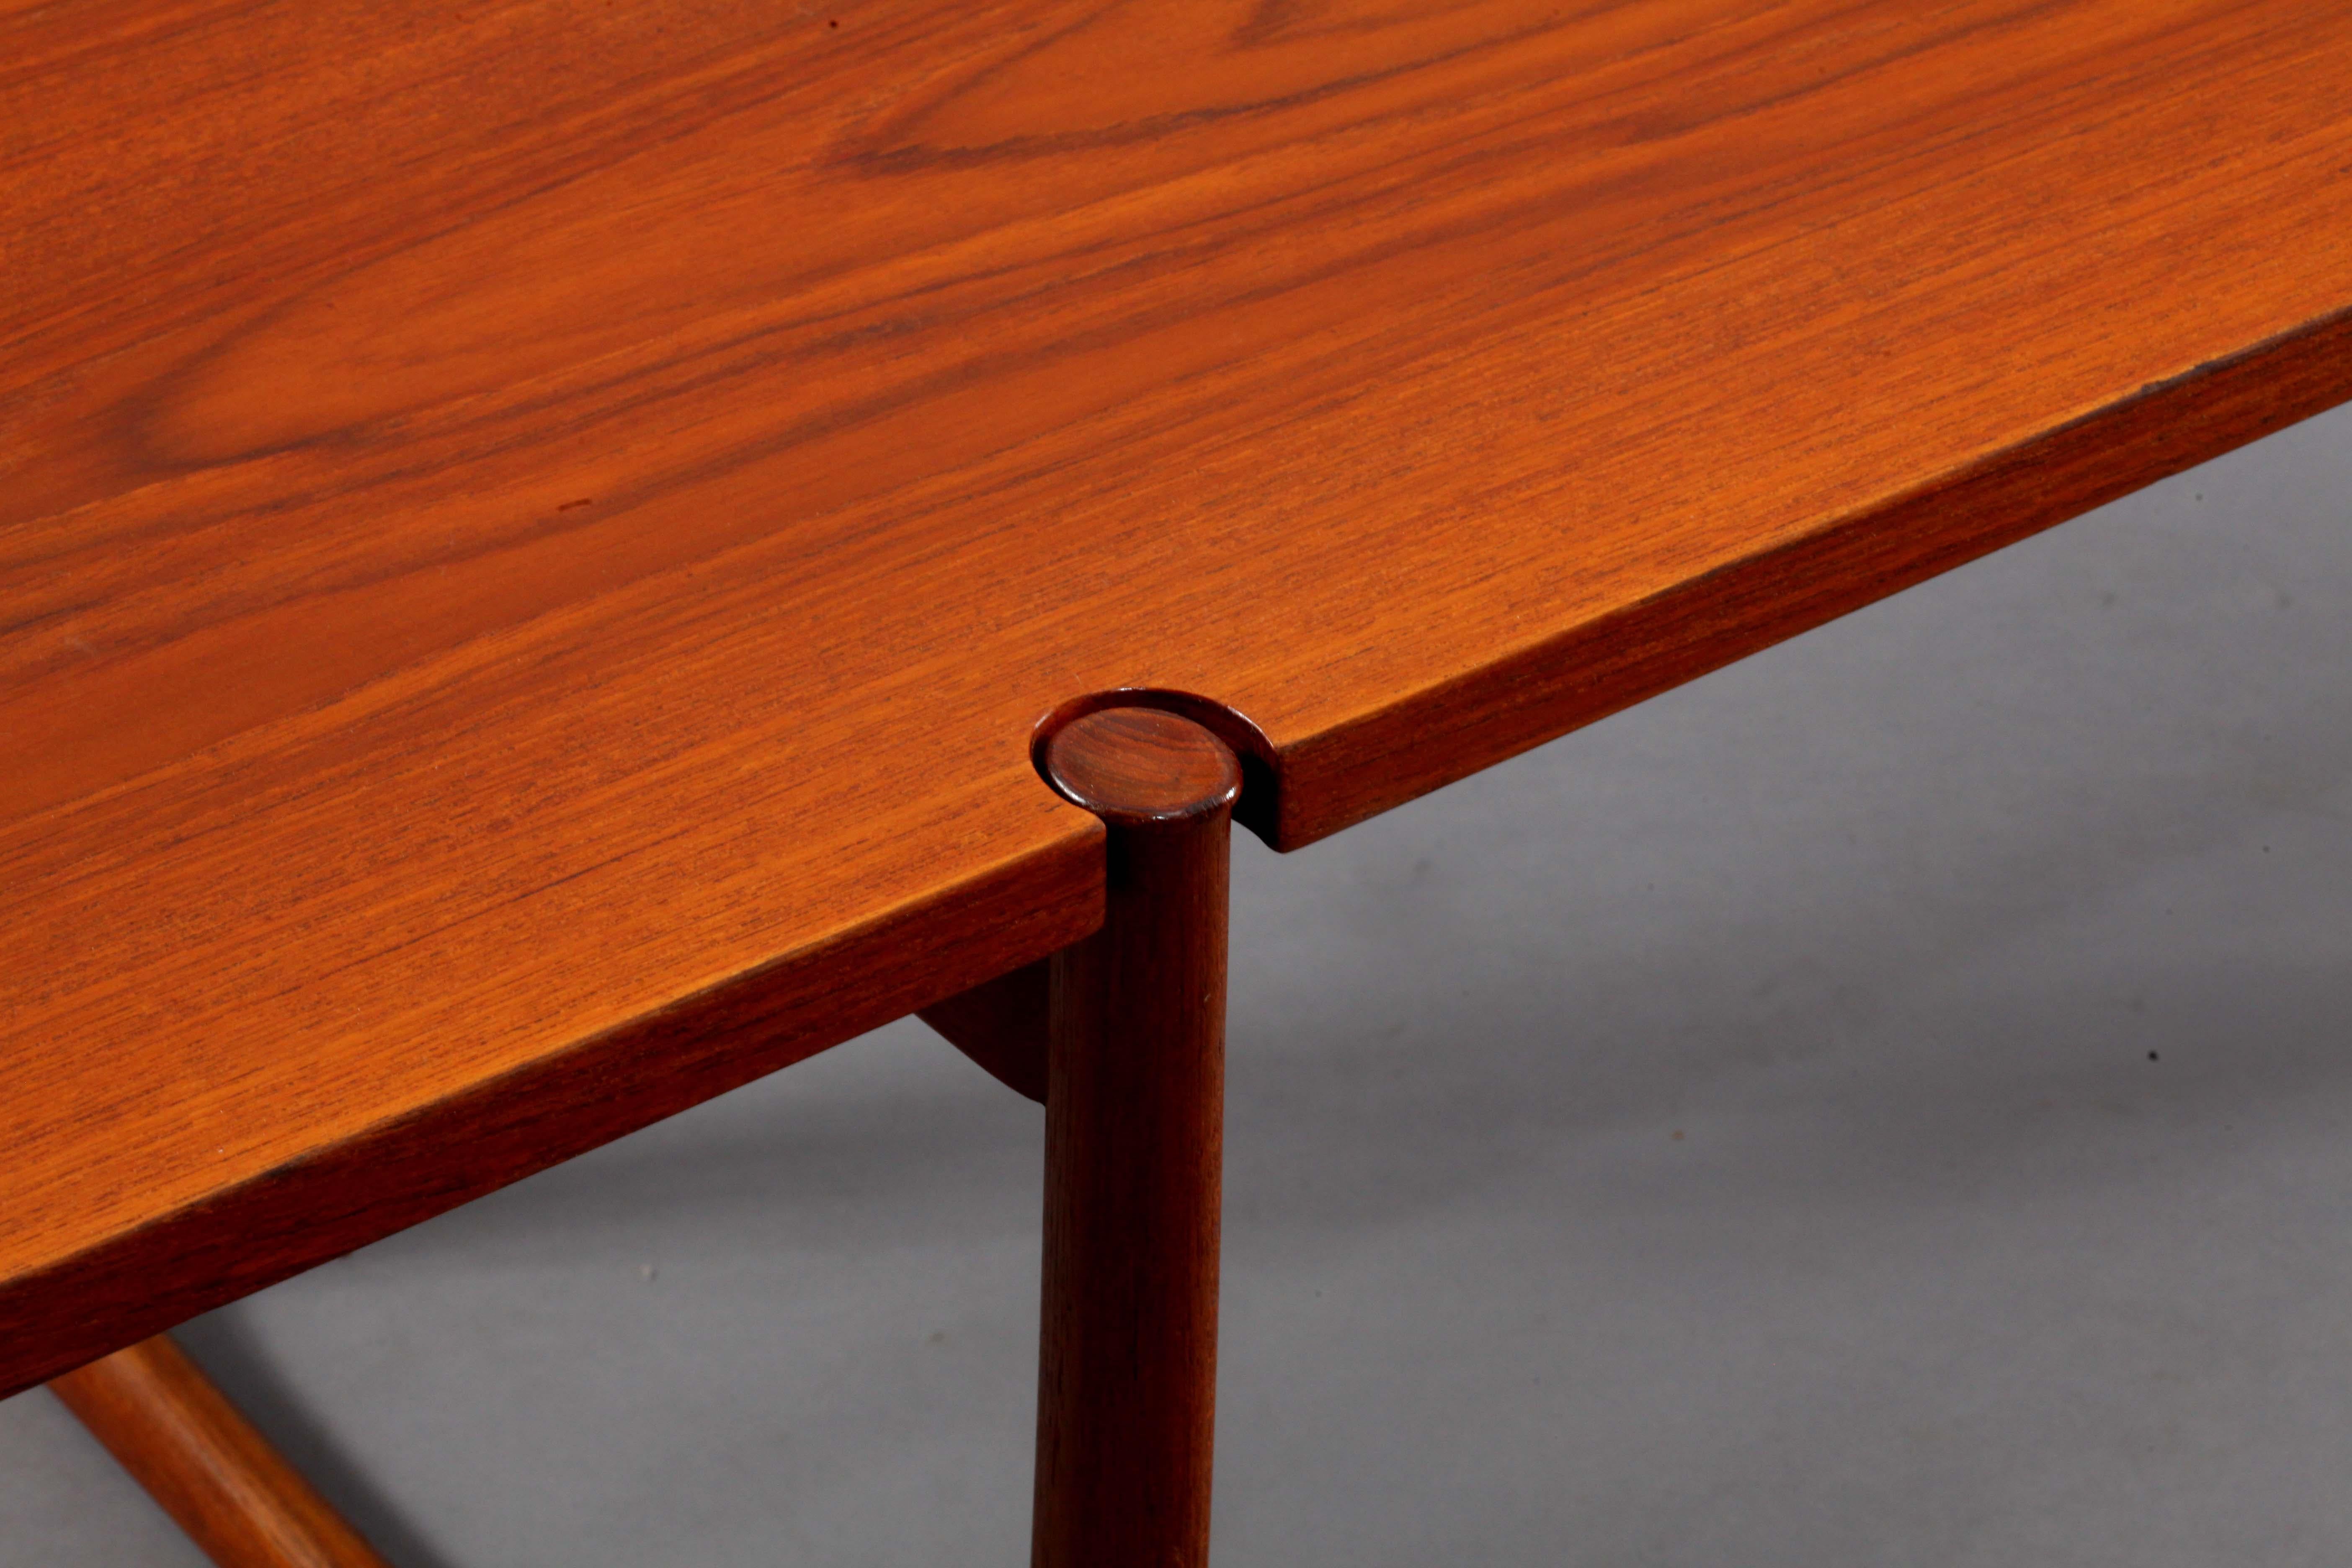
5;404;2347;1566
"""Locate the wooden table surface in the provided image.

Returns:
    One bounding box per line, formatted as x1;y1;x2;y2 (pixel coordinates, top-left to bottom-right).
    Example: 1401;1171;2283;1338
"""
5;0;2349;1398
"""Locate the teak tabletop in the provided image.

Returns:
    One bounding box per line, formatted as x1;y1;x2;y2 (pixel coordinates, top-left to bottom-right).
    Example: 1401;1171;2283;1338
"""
5;0;2349;1409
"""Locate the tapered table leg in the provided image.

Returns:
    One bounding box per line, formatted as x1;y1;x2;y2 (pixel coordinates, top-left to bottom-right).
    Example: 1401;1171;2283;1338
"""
1033;707;1241;1568
49;1334;391;1568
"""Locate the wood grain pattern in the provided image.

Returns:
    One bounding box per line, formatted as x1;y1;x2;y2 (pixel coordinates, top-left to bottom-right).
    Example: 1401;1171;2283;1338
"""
7;0;2352;1395
1033;710;1239;1568
49;1334;392;1568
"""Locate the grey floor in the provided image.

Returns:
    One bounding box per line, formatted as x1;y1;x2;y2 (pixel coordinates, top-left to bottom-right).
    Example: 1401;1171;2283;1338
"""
5;405;2349;1566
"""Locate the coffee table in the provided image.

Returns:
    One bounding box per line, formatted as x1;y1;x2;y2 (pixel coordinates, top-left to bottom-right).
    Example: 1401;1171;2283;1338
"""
8;3;2349;1563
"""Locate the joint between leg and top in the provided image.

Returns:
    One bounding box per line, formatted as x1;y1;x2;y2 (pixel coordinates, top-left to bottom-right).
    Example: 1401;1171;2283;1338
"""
922;689;1269;1104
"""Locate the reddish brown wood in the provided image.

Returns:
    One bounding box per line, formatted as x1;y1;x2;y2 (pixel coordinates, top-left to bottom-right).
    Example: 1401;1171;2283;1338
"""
1275;304;2352;846
0;836;1100;1400
8;1;2352;1395
920;959;1051;1104
1032;709;1240;1568
48;1335;390;1568
1029;688;1285;844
